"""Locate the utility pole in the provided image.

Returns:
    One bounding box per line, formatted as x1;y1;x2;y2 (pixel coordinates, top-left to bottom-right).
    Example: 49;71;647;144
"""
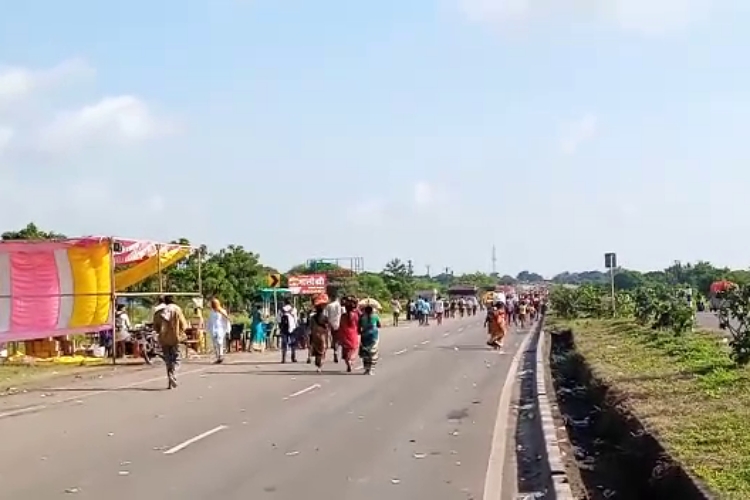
491;245;497;275
605;253;617;316
426;265;431;277
407;259;414;276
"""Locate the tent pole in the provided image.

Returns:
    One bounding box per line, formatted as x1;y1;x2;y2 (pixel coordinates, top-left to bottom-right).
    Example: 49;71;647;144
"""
109;237;117;365
157;243;163;294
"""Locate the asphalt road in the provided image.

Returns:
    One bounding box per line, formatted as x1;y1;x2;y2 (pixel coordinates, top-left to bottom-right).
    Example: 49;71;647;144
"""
0;315;533;499
696;311;723;331
695;311;737;338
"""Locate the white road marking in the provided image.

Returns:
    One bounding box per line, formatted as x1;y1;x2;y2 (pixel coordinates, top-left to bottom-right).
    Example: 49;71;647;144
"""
394;349;408;356
0;404;48;419
420;340;430;345
163;425;228;455
482;327;535;500
285;384;321;399
458;327;465;332
443;332;450;337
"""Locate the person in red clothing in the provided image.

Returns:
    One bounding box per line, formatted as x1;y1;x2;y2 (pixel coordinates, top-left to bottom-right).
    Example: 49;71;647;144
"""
338;297;361;373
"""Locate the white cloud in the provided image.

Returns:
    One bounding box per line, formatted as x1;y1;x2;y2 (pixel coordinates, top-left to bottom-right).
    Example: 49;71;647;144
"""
0;58;94;104
459;0;711;36
559;113;598;155
0;58;177;237
38;95;173;151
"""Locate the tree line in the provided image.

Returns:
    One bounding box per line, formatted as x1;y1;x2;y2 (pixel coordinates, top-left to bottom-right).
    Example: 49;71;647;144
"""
4;223;749;311
1;223;518;311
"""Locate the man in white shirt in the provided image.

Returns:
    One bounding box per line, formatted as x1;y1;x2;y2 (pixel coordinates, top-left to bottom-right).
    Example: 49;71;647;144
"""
278;302;299;363
324;294;343;363
434;296;445;325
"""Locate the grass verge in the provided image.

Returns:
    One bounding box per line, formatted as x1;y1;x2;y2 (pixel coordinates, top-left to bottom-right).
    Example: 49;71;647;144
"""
549;317;750;499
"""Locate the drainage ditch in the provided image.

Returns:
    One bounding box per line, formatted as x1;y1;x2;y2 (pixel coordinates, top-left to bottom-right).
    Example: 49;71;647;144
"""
548;328;713;500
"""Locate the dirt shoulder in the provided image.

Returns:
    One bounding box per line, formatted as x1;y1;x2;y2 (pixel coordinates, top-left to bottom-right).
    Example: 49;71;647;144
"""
0;359;156;396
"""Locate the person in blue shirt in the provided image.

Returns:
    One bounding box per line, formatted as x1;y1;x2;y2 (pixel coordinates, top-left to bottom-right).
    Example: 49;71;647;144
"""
416;297;431;326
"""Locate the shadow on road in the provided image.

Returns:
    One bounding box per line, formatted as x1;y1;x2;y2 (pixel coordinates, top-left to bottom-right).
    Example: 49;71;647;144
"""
224;360;285;366
205;369;354;376
23;387;166;393
435;345;497;352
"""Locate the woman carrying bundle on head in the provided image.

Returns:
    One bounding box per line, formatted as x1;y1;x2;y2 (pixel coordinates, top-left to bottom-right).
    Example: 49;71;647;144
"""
485;301;507;350
309;294;331;373
358;305;381;375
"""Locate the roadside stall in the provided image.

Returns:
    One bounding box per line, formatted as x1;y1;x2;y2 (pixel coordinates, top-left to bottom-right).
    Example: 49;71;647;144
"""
0;236;202;365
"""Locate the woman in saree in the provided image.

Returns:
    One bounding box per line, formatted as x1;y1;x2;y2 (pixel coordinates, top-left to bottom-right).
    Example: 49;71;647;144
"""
309;296;331;372
250;304;266;352
358;305;381;375
338;297;360;373
485;301;507;349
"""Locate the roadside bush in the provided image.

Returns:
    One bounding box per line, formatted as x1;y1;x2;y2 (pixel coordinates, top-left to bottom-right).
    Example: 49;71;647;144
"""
553;283;694;335
633;284;695;335
549;284;608;319
717;285;750;365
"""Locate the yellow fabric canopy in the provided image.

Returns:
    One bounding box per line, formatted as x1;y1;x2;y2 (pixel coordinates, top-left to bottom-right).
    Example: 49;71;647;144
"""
114;247;190;291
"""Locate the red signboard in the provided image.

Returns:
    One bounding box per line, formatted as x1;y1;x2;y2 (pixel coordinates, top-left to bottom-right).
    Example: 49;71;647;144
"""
288;274;328;295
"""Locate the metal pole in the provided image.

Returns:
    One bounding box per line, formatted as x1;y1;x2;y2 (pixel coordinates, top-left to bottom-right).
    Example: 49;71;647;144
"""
197;247;203;298
156;243;163;294
109;237;117;365
610;266;616;316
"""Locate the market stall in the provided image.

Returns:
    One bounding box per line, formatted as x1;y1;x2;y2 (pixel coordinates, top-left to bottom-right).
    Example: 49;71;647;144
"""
0;236;202;363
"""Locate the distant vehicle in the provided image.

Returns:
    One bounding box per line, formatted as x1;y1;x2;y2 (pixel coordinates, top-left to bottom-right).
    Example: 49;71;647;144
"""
709;280;734;312
414;289;439;303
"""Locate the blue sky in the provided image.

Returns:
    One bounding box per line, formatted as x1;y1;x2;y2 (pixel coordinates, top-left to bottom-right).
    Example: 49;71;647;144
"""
0;0;748;277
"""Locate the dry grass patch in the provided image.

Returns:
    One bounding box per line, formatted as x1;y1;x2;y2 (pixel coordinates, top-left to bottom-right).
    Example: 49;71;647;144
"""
0;363;90;392
551;317;750;499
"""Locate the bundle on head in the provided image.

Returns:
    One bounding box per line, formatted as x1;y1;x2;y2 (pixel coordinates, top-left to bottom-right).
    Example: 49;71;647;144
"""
313;293;329;307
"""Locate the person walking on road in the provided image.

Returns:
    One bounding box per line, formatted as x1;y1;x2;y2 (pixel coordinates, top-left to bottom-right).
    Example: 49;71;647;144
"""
310;295;331;373
278;302;298;363
390;298;402;326
338;298;360;373
250;305;267;352
207;298;231;364
325;294;343;363
152;295;188;389
518;300;528;328
358;305;381;375
485;302;506;350
434;296;445;325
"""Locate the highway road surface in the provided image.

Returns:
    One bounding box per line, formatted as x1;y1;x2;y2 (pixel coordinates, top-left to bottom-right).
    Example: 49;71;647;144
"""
696;311;736;338
0;315;533;499
696;311;723;331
